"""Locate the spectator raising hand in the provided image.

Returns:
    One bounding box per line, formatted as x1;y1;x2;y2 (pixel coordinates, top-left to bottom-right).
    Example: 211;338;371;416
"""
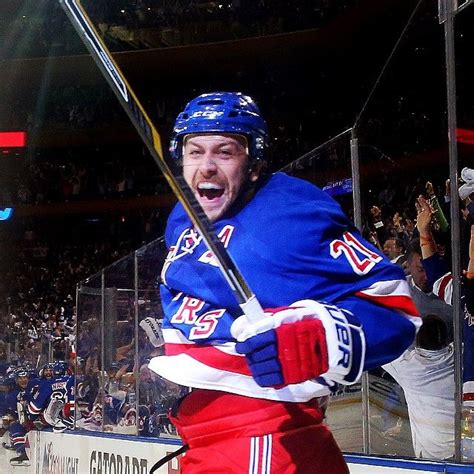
425;181;450;233
416;195;437;258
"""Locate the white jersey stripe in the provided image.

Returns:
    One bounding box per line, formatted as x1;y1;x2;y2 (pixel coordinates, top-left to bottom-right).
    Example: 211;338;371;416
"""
149;354;332;402
250;436;259;474
358;278;412;298
262;434;272;473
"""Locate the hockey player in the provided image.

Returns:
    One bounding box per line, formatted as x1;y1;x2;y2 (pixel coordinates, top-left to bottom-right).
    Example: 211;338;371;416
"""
0;375;15;437
0;374;20;451
28;361;75;432
149;92;420;473
6;368;36;466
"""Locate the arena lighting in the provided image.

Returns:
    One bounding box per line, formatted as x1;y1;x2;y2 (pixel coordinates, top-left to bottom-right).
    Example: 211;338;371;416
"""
457;128;474;145
0;131;27;147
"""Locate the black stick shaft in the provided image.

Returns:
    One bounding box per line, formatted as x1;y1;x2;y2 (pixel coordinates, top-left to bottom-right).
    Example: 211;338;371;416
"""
58;0;264;321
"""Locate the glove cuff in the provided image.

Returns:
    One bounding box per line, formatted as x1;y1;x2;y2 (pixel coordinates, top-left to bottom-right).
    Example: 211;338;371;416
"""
289;300;366;386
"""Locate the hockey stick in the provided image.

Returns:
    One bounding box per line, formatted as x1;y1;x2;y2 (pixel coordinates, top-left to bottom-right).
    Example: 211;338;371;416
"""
58;0;264;322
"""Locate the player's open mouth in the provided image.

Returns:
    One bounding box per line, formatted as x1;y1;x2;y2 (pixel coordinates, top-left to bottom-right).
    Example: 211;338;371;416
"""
197;182;224;200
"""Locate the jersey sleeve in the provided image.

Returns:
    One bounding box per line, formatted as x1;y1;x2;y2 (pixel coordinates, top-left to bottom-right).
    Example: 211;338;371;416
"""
336;295;418;370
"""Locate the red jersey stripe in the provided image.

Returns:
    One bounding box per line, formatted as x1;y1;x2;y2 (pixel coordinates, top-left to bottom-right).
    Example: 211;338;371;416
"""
355;292;420;317
166;343;252;376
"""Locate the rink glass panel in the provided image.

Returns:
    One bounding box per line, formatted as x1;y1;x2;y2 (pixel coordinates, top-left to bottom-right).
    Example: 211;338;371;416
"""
76;269;103;432
76;239;184;438
135;239;188;438
102;254;137;434
354;0;456;459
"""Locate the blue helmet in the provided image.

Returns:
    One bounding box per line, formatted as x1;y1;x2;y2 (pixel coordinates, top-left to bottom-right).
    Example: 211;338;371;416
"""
15;367;35;381
170;92;269;163
52;361;70;376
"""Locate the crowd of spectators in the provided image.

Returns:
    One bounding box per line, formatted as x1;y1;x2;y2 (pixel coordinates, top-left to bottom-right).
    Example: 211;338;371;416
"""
0;0;357;59
1;149;170;206
0;207;166;370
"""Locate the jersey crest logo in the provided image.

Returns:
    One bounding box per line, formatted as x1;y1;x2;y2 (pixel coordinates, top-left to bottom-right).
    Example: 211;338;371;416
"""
161;225;235;282
198;225;234;266
164;228;202;263
161;228;201;284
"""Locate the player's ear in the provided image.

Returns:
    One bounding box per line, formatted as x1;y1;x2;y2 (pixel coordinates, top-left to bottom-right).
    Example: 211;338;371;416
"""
248;161;264;183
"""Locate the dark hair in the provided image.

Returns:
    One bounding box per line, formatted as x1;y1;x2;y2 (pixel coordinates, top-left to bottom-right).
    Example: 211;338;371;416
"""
405;238;421;262
395;237;407;252
416;314;448;350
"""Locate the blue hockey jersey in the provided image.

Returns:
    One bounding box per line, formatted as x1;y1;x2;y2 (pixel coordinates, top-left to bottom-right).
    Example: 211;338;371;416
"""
28;375;74;419
149;172;420;402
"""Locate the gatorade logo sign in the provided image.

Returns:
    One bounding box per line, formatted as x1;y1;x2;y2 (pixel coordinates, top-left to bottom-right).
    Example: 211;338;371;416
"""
90;451;147;474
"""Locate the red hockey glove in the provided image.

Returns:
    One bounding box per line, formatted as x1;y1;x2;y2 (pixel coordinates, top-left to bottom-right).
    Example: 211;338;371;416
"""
231;300;365;388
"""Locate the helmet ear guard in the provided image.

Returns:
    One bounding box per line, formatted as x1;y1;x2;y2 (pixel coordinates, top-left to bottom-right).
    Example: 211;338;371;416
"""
170;92;269;163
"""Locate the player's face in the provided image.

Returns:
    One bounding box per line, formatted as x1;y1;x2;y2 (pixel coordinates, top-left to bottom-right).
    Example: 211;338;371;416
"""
43;368;53;379
182;134;260;222
17;376;28;389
